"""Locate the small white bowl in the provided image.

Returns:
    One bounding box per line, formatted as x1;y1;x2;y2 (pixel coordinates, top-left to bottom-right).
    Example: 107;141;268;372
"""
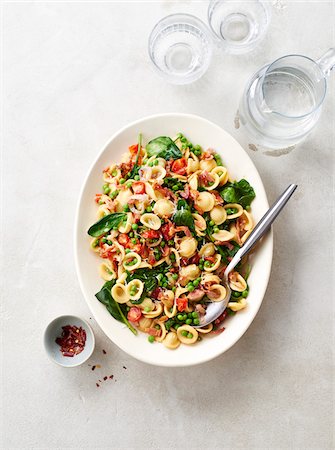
44;315;95;367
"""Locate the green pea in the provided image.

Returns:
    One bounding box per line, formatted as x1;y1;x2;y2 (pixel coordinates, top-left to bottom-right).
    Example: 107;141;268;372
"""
98;199;104;205
213;226;219;233
125;249;131;254
246;205;251;211
204;261;211;268
160;240;165;247
209;220;215;226
131;238;137;244
194;144;201;151
185;319;192;325
144;306;151;312
143;159;148;164
170;253;176;262
187;333;193;339
177;314;184;321
113;226;118;231
187;141;193;149
153;160;159;166
120;178;125;184
181;137;187;143
174;324;181;330
103;185;110;194
193;279;200;287
242;290;249;298
148;335;155;343
172;273;178;280
172;185;179;191
155;253;161;261
132;223;138;230
155;324;160;330
172;286;176;292
129;232;134;238
232;291;240;298
101;237;107;244
146;206;152;213
191;312;198;318
112;170;117;176
193;319;200;325
168;240;174;246
107;240;112;245
181;330;188;337
123;205;130;212
193;149;201;156
134;175;140;181
148;161;153;167
208;181;214;186
126;181;132;188
177;133;183;139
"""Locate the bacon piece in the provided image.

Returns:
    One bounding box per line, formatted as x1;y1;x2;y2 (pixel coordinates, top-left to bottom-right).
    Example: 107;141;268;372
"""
189;189;199;201
214;310;228;325
179;183;190;199
145;328;162;337
199;171;215;186
214;241;234;250
195;304;206;315
211;327;225;335
212;190;224;206
153;183;177;201
175;226;192;237
194;204;204;215
187;289;205;302
201;150;214;160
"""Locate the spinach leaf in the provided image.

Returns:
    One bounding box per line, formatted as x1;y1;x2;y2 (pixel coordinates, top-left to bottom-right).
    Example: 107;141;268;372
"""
128;133;142;179
220;179;255;208
146;136;182;160
172;199;195;230
127;263;169;302
95;280;137;335
87;212;126;237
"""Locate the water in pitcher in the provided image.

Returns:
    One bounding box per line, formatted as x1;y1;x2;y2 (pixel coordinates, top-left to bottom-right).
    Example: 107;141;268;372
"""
239;50;335;149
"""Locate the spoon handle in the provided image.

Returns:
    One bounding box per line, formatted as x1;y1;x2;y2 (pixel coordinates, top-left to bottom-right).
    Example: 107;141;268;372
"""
224;184;297;275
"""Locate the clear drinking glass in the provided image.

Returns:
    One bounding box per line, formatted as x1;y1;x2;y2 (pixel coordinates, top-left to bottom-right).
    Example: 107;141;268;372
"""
148;14;213;85
239;48;335;148
208;0;271;54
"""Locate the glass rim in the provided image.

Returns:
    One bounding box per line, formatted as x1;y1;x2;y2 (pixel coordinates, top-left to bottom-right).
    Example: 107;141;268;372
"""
207;0;271;53
262;54;327;119
148;13;213;84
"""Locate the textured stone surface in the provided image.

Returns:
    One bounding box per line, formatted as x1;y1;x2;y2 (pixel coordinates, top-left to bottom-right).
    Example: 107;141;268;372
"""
2;1;334;449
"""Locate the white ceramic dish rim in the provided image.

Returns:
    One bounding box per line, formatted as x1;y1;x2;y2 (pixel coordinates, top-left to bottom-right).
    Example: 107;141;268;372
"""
44;315;95;367
74;113;273;367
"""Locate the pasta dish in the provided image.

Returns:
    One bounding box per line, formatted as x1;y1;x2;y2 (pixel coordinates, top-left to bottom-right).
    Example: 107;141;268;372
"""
88;133;255;349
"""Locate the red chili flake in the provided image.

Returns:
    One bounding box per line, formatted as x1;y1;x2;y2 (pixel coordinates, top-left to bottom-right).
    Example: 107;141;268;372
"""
122;366;127;370
102;349;106;354
96;383;100;388
109;375;114;380
103;376;108;381
91;365;96;371
55;325;86;357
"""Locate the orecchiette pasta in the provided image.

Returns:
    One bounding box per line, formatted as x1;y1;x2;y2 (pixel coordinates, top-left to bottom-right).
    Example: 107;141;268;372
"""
90;132;256;349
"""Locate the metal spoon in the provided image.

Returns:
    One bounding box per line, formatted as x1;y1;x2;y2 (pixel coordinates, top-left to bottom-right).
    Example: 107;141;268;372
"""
196;184;297;328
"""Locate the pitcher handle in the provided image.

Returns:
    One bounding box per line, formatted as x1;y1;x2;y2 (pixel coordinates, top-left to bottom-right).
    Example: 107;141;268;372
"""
316;48;335;76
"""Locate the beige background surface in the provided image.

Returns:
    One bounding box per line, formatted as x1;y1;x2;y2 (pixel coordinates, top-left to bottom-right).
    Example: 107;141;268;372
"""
2;1;334;449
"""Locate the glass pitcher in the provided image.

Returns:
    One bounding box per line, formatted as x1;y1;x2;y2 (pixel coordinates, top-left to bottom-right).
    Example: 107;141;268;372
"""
239;48;335;149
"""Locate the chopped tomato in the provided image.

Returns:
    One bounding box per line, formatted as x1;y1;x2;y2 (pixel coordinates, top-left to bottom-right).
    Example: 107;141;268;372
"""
127;307;142;323
171;158;187;175
142;229;160;239
148;254;156;266
132;181;145;194
95;193;102;203
118;234;130;246
129;144;138;155
176;297;188;312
